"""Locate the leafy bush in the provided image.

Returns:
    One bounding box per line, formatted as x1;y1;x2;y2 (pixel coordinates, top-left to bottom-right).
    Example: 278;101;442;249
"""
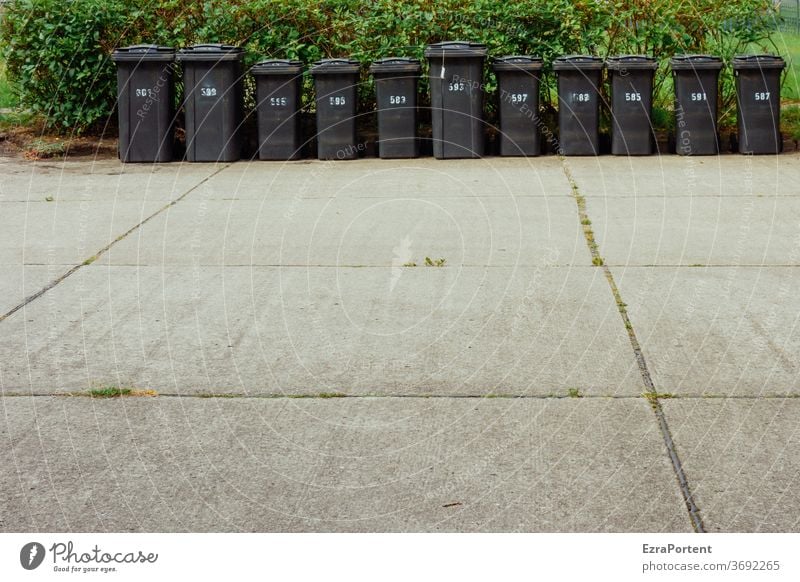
0;0;780;134
1;0;131;133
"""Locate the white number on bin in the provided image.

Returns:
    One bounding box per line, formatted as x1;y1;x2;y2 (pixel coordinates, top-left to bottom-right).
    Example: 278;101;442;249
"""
329;96;346;106
510;93;528;103
690;92;706;101
134;88;153;98
389;95;407;105
754;92;771;101
200;87;217;97
572;92;590;102
625;92;641;101
269;97;288;106
448;81;466;92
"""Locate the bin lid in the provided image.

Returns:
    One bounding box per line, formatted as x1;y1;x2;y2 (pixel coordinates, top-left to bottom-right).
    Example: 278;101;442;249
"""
369;57;421;74
670;54;723;71
732;54;786;70
251;59;304;75
424;41;487;58
492;55;543;72
310;58;361;75
112;44;175;63
176;43;244;62
606;55;657;71
552;55;604;71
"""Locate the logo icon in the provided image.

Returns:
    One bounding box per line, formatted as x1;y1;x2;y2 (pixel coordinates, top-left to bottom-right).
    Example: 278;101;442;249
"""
20;542;45;570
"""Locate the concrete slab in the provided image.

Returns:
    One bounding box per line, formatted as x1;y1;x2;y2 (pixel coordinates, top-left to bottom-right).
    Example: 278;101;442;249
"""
662;398;800;532
188;157;572;200
565;154;800;198
0;158;220;202
0;265;642;396
611;266;800;395
0;265;62;315
97;196;591;267
589;196;800;266
0;199;169;264
0;396;690;532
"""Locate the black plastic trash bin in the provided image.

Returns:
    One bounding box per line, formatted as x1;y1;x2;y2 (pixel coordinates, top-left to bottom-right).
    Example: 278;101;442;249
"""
492;56;543;156
425;41;488;159
607;55;658;155
251;59;304;160
553;55;604;156
671;54;723;156
733;55;785;154
370;58;421;159
177;44;244;162
112;45;176;163
310;58;361;160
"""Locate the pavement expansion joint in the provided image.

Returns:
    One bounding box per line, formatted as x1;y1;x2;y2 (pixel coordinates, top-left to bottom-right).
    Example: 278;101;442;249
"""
561;157;706;533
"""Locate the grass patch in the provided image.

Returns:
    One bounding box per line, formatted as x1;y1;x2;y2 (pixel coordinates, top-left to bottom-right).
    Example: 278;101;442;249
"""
592;256;604;266
424;257;446;267
567;387;583;398
782;105;800;140
22;137;67;160
402;261;417;267
84;387;157;398
90;387;132;398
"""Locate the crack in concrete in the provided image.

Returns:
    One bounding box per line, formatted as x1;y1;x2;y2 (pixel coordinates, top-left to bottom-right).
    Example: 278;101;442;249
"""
0;164;230;325
561;158;706;533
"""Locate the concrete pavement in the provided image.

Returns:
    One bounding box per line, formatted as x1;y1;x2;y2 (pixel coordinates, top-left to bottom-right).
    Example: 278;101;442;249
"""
1;154;799;532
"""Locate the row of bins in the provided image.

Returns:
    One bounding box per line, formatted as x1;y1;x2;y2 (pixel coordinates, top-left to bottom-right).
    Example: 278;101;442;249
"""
112;42;786;163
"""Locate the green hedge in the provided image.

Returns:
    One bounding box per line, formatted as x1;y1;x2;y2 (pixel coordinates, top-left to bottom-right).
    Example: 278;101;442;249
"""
0;0;779;134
